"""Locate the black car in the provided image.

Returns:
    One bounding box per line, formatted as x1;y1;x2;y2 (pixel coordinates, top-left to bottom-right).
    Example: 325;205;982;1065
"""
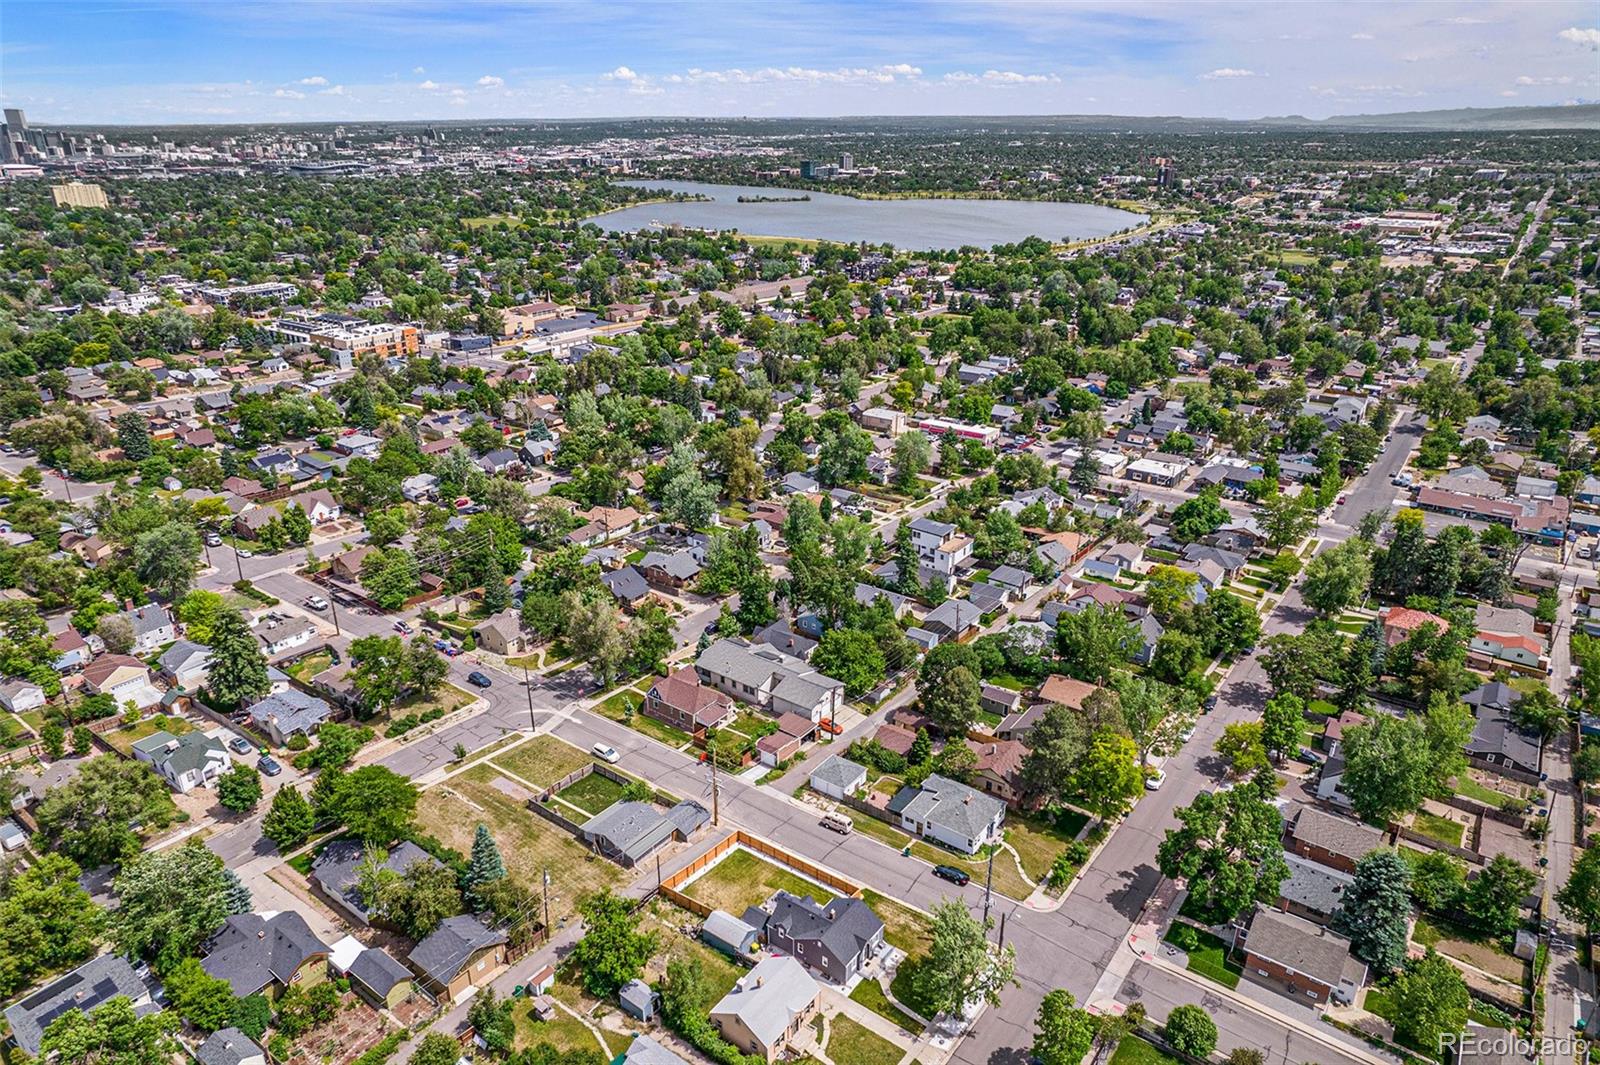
467;671;493;688
1295;748;1324;766
931;864;971;886
1202;695;1219;713
257;755;283;776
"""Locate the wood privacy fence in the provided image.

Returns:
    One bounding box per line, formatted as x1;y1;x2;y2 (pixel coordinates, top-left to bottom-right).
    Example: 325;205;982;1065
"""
657;830;865;918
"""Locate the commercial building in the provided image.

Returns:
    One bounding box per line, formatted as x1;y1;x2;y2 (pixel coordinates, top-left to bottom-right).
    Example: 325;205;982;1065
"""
265;312;418;358
51;182;109;209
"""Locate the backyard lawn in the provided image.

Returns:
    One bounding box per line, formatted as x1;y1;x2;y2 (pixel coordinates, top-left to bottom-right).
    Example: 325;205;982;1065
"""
1410;812;1466;848
681;847;837;913
511;1003;612;1057
103;714;195;756
637;900;748;1001
414;763;623;925
1411;916;1527;984
287;652;332;683
393;681;475;718
825;1015;904;1065
557;772;626;817
1108;1038;1182;1065
490;734;596;788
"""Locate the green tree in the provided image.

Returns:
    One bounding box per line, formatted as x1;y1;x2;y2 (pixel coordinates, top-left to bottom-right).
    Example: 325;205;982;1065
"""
920;663;980;735
217;764;262;812
891;430;931;490
1340;714;1434;823
410;1033;462;1065
0;853;105;999
1557;846;1600;932
1301;539;1372;615
1162;1004;1217;1058
116;411;152;462
162;957;237;1032
1461;855;1536;938
465;823;508;908
133;522;201;601
110;840;232;974
812;628;887;697
1332;849;1413;975
35;756;176;868
1056;604;1140;684
40;995;180;1065
337;766;418;844
569;889;658;998
467;987;516;1056
1215;721;1269;776
915;899;1018;1015
1170;488;1228;542
262;785;316;852
1391;950;1470;1052
205;608;270;710
1260;693;1303;761
1030;989;1095;1065
1157;774;1289;922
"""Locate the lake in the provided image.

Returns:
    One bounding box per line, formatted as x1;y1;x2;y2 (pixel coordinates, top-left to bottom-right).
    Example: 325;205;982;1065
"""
584;179;1146;251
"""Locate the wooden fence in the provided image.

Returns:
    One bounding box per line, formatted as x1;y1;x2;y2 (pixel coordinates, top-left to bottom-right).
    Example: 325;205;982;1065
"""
657;830;865;918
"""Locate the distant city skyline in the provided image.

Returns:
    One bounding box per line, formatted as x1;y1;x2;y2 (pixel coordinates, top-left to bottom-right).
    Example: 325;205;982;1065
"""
3;0;1598;125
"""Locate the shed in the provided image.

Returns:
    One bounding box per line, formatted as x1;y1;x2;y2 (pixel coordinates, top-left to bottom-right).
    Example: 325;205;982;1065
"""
808;756;867;800
702;909;760;957
619;979;656;1021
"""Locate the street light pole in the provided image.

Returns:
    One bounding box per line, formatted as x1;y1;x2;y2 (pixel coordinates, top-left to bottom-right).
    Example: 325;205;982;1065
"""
523;661;537;733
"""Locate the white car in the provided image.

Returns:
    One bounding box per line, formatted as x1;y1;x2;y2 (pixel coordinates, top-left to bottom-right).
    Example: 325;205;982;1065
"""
236;548;254;558
1144;768;1167;791
591;742;621;764
305;595;329;611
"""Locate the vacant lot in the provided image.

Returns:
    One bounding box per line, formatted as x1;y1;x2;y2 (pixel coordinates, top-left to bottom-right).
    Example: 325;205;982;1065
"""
682;847;837;914
1005;812;1081;882
103;714;194;756
1412;915;1526;984
414;763;623;925
491;734;596;788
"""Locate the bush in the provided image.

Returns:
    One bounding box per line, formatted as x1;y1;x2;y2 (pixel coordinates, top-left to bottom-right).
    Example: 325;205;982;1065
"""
1163;1003;1217;1058
1168;923;1200;952
287;734;311;751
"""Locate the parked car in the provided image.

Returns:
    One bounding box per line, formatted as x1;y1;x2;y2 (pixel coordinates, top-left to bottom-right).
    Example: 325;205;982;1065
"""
1295;748;1324;766
818;718;843;736
305;595;329;611
205;534;223;547
820;813;852;835
467;671;492;688
257;755;283;776
1202;695;1219;713
1145;768;1167;791
592;742;621;764
236;548;253;559
393;620;413;635
227;736;254;756
932;864;971;886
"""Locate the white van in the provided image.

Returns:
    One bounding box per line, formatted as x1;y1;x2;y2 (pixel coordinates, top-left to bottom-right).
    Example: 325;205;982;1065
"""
592;742;621;764
821;812;853;835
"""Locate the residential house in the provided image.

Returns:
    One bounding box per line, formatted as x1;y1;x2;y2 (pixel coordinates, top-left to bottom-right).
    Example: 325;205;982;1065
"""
620;1036;692;1065
886;773;1006;854
1275;853;1355;926
83;654;163;710
640;549;702;590
808;755;867;800
245;689;332;746
51;627;91;672
132;730;229;793
312;840;444;927
603;566;653;610
0;678;46;714
1286;807;1383;875
708;955;820;1064
754;619;819;660
1082;542;1143;580
158;639;213;689
1236;905;1365;1005
695;639;845;723
1379;606;1450;647
965;738;1031;807
345;947;415;1010
979;684;1023;720
1464;682;1543;781
473;611;530;656
581;799;711;867
408;915;509;1004
566;506;646;547
3;955;156;1056
286;488;341;525
644;667;736;733
908;518;974;592
401;473;439;502
201;912;330;999
197;1029;267;1065
118;602;176;655
760;892;885;984
987;565;1034;599
60;531;114;568
254;617;317;659
922;598;983;641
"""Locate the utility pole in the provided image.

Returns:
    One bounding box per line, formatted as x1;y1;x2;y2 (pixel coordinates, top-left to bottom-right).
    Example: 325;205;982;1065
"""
982;846;995;929
707;738;721;826
327;593;342;638
542;869;551;943
522;661;537;733
997;911;1007;950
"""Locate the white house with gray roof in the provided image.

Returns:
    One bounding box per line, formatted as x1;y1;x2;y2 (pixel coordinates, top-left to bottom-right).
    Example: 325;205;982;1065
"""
245;688;332;746
695;638;844;723
118;601;176;655
886;772;1005;854
158;639;213;689
132;730;229;793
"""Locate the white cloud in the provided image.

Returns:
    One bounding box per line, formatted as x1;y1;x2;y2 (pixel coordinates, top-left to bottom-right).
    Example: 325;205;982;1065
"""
477;75;504;87
603;66;639;82
1501;89;1518;96
412;66;425;74
1201;68;1261;80
1350;32;1374;40
272;88;304;99
1442;16;1489;25
1558;27;1600;50
1517;74;1575;86
881;64;922;77
418;79;440;90
943;69;1060;85
319;85;346;96
297;75;328;86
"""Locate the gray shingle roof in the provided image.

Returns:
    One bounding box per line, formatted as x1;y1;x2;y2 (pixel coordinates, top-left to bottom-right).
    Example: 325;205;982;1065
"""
197;1029;265;1065
581;801;676;863
895;773;1005;841
924;598;982;636
408;915;507;986
348;948;412;997
709;955;818;1050
1243;905;1365;988
201;912;330;997
1291;807;1383;863
766;891;884;972
1278;853;1355;917
158;638;212;675
809;755;866;792
3;955;153;1056
623;1034;691;1065
246;688;332;736
311;840;442;925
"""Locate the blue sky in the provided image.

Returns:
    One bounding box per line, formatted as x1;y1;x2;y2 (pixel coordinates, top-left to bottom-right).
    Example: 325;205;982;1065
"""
4;1;1598;124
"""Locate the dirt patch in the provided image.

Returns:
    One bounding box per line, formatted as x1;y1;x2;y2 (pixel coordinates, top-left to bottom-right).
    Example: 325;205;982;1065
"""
490;773;536;803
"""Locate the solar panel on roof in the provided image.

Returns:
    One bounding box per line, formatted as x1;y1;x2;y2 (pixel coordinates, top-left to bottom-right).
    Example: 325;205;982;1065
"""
18;972;81;1011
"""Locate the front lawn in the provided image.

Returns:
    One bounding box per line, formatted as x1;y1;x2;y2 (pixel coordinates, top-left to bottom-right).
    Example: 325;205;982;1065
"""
1109;1038;1182;1065
1163;923;1241;989
1004;812;1082;883
287;652;332;683
681;847;836;913
825;1015;904;1065
849;978;923;1034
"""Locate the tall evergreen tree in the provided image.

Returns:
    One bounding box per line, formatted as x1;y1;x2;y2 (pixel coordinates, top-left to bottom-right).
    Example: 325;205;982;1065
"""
205;608;269;710
464;823;507;908
261;785;315;852
221;869;253;916
1331;849;1412;975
